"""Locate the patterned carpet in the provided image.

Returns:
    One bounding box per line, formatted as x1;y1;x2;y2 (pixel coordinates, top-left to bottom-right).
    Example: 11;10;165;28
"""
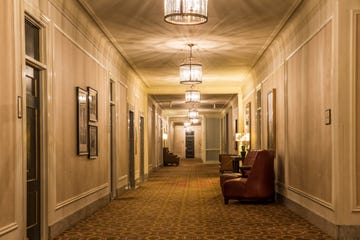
54;159;333;240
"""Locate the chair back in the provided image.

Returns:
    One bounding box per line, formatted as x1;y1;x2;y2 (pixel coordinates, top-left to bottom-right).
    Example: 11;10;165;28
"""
245;150;275;198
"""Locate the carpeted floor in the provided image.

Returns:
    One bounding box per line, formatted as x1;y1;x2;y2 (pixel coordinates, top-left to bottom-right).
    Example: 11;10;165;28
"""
54;159;333;240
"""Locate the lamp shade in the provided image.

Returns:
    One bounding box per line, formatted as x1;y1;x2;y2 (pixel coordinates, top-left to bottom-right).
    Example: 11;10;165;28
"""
164;0;208;25
162;133;168;140
179;63;202;85
180;43;202;85
190;118;200;124
188;109;198;119
185;90;201;103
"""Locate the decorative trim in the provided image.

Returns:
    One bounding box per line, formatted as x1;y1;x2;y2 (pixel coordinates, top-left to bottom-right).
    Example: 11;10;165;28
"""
55;183;108;210
53;24;106;70
49;195;110;239
0;223;18;236
288;186;334;210
286;17;333;61
350;10;360;212
279;194;360;240
76;0;150;88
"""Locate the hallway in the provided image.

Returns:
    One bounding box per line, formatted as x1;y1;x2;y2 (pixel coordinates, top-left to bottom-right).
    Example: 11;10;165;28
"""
55;160;333;240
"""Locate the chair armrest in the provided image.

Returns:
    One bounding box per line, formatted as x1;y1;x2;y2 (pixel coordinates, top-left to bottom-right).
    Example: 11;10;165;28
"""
239;165;252;170
239;165;252;177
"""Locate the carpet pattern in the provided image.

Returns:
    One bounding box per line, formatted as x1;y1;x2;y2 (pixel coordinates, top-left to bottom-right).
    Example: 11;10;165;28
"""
54;159;333;240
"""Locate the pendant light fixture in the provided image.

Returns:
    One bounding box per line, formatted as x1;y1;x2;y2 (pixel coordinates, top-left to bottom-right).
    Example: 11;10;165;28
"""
188;108;199;119
164;0;208;25
185;89;201;103
180;43;202;85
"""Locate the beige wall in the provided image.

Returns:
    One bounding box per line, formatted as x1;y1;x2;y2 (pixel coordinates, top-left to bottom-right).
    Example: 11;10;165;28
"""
0;0;23;239
0;0;150;238
241;0;360;229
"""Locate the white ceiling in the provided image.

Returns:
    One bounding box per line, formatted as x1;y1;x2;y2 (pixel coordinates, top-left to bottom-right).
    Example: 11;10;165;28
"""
79;0;301;113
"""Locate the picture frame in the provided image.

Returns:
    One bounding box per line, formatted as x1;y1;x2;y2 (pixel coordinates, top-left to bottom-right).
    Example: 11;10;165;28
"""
267;89;276;151
88;125;98;159
245;102;251;149
76;87;88;155
88;87;98;122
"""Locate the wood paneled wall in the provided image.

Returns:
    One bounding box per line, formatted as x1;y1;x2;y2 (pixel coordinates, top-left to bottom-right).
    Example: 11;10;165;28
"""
0;0;19;237
287;22;332;205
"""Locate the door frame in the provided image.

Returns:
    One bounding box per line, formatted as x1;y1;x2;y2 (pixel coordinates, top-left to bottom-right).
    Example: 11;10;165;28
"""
109;79;117;199
139;114;145;181
23;14;49;240
128;106;136;189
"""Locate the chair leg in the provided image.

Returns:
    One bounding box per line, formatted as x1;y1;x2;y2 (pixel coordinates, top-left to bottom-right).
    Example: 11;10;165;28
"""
224;198;229;205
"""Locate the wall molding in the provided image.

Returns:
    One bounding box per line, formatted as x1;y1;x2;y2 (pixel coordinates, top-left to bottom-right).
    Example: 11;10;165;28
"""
288;185;334;210
279;194;360;240
55;183;108;210
49;195;109;239
286;17;333;61
350;10;360;212
53;24;106;70
0;223;18;236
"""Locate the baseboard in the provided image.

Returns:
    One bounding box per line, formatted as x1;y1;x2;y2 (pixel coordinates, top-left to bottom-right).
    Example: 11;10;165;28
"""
278;194;360;240
48;195;110;239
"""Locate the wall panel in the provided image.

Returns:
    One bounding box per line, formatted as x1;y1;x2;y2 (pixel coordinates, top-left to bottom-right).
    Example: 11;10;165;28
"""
53;25;109;204
0;0;17;232
287;22;332;205
356;13;360;208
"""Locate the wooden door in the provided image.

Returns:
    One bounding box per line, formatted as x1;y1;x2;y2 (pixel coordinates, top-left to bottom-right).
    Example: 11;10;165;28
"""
26;65;41;240
185;131;194;158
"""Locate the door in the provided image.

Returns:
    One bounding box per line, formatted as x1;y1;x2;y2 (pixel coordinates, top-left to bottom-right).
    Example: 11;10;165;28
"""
185;131;194;158
139;116;144;181
26;65;41;240
110;81;116;199
128;110;135;189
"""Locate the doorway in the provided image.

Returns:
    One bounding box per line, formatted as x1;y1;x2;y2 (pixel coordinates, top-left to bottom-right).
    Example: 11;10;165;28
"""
185;130;195;158
25;19;42;240
139;116;145;181
128;110;135;189
110;80;116;199
26;64;41;240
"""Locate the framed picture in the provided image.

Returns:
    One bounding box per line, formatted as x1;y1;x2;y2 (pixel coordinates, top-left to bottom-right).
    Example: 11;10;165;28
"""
88;87;98;122
267;89;276;150
76;87;88;155
88;125;98;159
245;102;251;149
234;119;238;151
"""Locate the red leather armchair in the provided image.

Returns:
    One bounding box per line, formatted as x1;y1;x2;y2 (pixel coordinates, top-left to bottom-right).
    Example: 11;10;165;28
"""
163;147;180;166
219;150;261;187
221;150;275;204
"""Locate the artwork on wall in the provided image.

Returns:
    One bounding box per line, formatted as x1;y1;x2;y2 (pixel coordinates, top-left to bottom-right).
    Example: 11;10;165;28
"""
88;125;98;159
267;89;276;151
76;87;88;155
244;102;251;149
234;119;238;151
88;87;98;122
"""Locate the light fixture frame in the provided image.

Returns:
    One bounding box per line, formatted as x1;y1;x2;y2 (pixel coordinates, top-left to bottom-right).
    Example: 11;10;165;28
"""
180;43;202;85
188;109;199;119
164;0;208;25
185;89;201;103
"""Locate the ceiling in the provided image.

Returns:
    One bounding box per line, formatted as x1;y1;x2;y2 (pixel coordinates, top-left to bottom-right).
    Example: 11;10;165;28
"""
79;0;301;116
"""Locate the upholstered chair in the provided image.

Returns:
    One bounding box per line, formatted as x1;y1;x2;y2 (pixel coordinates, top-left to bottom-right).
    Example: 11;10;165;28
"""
221;150;275;204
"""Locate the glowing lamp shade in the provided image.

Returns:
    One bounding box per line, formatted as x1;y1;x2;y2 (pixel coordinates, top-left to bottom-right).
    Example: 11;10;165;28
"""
180;43;202;85
184;121;191;127
164;0;208;25
180;63;202;85
190;118;200;124
188;109;198;119
162;133;168;140
185;90;201;103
